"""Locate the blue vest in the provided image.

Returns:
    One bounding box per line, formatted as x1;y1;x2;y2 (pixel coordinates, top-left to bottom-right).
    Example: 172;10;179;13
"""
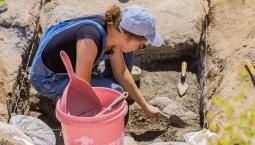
31;15;107;69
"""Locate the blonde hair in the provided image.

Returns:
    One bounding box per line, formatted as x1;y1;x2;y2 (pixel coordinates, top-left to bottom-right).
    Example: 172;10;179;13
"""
105;5;146;42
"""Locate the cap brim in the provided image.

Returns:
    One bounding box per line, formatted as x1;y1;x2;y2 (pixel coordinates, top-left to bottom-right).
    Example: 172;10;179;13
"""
145;33;164;47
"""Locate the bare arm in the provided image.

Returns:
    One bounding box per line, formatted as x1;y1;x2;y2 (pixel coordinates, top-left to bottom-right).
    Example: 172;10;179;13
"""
75;38;98;83
110;47;149;111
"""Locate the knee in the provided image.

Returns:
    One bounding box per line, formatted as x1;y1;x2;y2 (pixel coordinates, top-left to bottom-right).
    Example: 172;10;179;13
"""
92;75;124;93
111;83;124;93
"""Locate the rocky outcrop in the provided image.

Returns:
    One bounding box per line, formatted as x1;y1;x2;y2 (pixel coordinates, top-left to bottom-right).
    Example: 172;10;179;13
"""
204;0;255;143
39;0;208;64
0;0;43;121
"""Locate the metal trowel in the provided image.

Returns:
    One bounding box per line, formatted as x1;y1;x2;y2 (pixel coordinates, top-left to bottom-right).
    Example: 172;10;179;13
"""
177;61;189;97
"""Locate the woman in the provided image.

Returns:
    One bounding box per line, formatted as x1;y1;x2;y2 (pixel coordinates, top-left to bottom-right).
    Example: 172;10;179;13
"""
29;5;163;117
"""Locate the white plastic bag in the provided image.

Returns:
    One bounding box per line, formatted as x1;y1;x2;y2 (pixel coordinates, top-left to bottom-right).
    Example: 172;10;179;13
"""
184;129;218;145
9;115;56;145
0;122;34;145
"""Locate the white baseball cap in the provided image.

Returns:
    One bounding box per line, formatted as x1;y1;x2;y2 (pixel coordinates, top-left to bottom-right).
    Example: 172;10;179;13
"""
119;5;164;47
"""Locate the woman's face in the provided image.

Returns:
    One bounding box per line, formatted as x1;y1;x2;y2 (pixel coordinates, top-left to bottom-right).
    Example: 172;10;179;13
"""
121;39;141;53
119;34;146;53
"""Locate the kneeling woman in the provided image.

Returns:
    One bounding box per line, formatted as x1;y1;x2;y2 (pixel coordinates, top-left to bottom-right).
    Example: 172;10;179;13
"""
29;5;163;117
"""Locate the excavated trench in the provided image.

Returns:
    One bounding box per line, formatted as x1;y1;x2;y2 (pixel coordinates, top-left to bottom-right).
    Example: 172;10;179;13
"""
124;41;206;144
124;6;210;142
15;25;207;145
11;2;209;144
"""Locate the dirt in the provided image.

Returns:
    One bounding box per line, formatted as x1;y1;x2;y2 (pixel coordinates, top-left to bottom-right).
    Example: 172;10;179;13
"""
127;106;169;132
126;106;175;142
126;58;201;144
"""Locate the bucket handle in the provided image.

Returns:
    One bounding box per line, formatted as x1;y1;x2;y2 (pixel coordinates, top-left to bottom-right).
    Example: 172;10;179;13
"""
60;51;75;79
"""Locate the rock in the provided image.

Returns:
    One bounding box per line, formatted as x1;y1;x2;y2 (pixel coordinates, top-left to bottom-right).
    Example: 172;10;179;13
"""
133;0;208;64
205;1;255;144
163;103;198;126
131;65;142;82
124;135;138;145
163;104;198;116
39;0;207;64
0;0;42;95
0;0;42;28
163;102;182;116
0;0;43;121
149;97;175;110
40;3;81;31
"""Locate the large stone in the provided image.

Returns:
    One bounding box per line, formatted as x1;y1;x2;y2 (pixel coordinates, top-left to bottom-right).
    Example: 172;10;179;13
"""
40;2;81;31
0;0;42;28
205;0;255;144
163;102;199;126
0;0;43;121
149;97;175;110
207;0;255;61
39;0;207;64
163;103;197;117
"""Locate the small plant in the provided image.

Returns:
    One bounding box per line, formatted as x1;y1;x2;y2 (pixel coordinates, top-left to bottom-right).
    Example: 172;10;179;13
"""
209;92;255;145
208;61;255;145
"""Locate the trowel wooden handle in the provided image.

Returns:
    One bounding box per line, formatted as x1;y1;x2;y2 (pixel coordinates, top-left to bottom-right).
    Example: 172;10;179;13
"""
181;61;187;77
96;92;128;116
108;92;128;109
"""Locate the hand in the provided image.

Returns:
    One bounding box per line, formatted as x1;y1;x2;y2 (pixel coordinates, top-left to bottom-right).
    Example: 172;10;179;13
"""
143;103;161;118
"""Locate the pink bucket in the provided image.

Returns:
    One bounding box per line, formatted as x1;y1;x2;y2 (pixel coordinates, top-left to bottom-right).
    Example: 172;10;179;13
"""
56;51;128;145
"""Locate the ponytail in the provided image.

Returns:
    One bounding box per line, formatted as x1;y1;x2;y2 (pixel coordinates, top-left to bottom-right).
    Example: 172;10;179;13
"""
105;5;122;27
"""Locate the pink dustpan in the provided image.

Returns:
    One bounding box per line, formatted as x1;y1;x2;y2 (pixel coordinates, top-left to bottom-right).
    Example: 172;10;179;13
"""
59;51;102;117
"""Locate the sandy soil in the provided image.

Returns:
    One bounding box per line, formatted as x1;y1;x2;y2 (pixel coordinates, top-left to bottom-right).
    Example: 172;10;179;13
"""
126;58;201;144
